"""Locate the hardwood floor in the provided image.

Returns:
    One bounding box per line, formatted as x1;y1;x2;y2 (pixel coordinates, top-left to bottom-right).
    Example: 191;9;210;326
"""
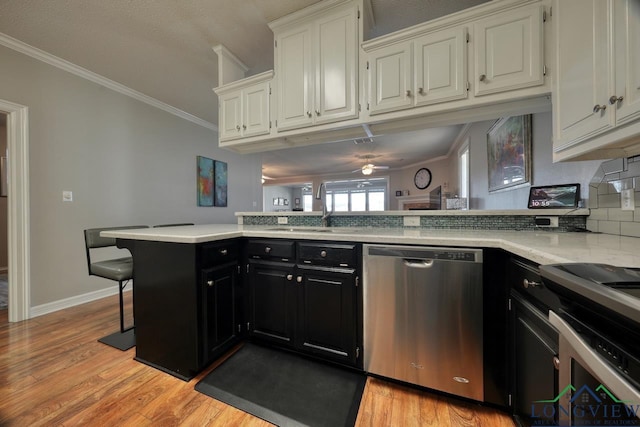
0;295;514;426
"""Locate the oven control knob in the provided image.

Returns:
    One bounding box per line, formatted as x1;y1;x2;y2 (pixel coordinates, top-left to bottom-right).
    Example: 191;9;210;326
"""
553;356;560;370
523;278;541;288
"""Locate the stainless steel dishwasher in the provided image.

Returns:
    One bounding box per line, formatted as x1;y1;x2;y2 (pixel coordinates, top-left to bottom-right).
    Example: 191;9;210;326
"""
363;244;484;401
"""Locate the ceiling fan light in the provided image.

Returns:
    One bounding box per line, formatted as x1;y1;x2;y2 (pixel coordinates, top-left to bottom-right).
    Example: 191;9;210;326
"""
362;164;374;175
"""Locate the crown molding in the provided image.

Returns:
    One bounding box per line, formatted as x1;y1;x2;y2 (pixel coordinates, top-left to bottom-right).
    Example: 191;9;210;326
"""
0;32;218;131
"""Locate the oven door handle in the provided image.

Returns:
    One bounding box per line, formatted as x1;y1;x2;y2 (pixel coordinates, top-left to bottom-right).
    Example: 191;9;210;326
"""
549;311;640;404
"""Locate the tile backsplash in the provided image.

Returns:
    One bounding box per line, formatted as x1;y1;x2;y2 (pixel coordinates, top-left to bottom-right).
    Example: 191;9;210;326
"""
587;156;640;238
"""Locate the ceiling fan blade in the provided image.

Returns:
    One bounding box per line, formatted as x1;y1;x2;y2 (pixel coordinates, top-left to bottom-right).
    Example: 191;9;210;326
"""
351;169;362;173
373;165;389;169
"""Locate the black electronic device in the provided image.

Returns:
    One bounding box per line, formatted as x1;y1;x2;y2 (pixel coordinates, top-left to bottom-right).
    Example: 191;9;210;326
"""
527;183;580;209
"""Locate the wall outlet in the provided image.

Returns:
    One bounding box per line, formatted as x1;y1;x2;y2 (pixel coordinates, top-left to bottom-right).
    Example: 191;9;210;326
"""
534;216;558;228
277;216;288;225
403;216;421;227
621;189;635;211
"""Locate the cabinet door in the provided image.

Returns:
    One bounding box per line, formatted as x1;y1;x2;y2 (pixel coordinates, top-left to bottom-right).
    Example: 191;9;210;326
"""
554;0;615;148
368;43;413;115
414;27;468;107
474;4;544;96
614;0;640;126
243;81;271;138
297;267;357;365
275;25;313;131
218;91;242;141
202;264;238;362
248;261;296;345
513;298;558;427
314;4;358;125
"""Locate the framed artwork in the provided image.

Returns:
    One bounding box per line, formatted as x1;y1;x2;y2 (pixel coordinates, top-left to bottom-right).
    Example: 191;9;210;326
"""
487;115;532;193
295;198;300;205
214;160;228;207
273;198;278;206
197;156;214;206
284;199;289;206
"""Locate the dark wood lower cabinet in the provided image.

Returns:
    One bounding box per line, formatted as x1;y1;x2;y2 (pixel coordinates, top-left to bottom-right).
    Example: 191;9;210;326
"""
248;260;295;344
117;238;241;381
297;265;357;365
512;292;558;426
202;262;238;363
246;239;361;369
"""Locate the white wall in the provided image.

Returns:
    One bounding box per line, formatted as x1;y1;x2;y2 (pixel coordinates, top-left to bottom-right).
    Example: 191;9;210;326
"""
0;45;262;307
467;112;601;209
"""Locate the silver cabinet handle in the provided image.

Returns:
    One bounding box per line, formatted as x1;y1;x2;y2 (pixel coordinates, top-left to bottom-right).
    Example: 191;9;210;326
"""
219;249;228;256
307;111;312;117
406;90;411;97
315;110;320;116
523;278;541;288
242;124;246;130
593;104;607;113
320;250;327;258
286;274;293;281
207;280;214;287
609;95;624;105
296;276;303;283
479;74;486;82
553;356;560;370
265;246;271;254
236;125;240;131
418;87;424;95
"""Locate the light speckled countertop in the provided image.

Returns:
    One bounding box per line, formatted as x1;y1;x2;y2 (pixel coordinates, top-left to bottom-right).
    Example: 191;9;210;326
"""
102;224;640;268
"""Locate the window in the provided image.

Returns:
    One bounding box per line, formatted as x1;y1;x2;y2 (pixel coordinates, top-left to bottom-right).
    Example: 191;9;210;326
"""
322;178;388;212
459;140;470;200
303;194;313;212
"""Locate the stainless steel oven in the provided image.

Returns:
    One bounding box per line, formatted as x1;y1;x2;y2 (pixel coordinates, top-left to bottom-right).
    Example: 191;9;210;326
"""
540;264;640;426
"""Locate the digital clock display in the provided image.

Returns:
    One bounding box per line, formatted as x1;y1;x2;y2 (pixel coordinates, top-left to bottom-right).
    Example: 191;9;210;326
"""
528;184;580;209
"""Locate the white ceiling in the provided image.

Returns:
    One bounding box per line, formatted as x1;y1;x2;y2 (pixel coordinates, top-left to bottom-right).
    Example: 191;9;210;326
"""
0;0;488;179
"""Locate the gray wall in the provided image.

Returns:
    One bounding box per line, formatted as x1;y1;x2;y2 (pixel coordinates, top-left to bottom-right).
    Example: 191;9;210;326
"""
467;112;602;209
263;185;294;212
0;45;262;307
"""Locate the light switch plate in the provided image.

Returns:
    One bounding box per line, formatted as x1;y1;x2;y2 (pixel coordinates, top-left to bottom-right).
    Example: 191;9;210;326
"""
621;189;635;211
277;216;288;225
62;190;73;202
403;216;420;227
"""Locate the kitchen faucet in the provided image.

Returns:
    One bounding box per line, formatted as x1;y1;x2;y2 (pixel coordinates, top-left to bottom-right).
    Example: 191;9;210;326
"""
315;182;333;227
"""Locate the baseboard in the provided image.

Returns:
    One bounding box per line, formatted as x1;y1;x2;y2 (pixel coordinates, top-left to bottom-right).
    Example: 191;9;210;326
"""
30;287;132;319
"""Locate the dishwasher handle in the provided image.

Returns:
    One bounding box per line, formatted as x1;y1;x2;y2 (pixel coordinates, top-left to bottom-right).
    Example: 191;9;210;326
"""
404;259;434;268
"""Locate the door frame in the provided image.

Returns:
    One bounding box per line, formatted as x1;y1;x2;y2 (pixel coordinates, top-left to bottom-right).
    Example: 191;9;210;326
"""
0;99;30;322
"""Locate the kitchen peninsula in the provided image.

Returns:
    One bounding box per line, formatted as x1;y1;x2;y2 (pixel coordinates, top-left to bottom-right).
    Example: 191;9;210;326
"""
103;216;640;415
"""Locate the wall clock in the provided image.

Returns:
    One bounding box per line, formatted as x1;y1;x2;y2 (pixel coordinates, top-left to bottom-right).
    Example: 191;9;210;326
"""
414;168;432;190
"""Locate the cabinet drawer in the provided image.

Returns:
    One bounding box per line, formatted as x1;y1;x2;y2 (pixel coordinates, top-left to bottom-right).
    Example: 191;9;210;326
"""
508;257;559;312
247;239;295;261
297;242;358;267
200;241;239;267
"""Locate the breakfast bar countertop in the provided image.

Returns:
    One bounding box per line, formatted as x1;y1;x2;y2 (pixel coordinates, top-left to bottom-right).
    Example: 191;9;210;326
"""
102;224;640;268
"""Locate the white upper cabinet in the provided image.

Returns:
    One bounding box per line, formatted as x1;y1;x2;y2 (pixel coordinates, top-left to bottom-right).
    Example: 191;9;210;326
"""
273;1;358;132
369;27;467;115
614;0;640;126
414;27;468;107
215;71;273;142
553;0;613;148
473;4;544;96
553;0;640;160
368;43;412;114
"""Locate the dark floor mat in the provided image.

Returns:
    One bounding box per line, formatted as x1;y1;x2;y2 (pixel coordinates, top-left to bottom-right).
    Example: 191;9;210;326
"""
195;343;366;427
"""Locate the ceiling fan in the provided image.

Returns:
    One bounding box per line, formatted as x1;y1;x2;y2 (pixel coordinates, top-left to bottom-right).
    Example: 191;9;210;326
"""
351;155;389;175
